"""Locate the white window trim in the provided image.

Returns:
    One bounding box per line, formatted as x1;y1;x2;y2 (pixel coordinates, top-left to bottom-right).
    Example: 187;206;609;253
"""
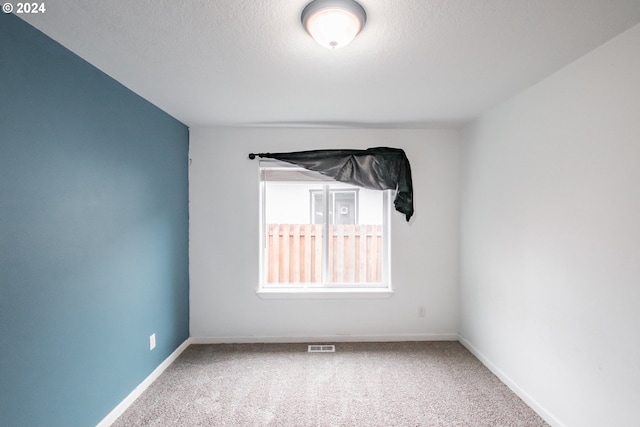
258;160;392;296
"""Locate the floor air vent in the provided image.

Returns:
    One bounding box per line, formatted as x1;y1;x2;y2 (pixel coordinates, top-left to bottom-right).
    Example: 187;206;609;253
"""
308;344;335;353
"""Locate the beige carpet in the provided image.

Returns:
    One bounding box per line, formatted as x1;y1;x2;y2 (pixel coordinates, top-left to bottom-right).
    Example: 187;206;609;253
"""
112;342;549;426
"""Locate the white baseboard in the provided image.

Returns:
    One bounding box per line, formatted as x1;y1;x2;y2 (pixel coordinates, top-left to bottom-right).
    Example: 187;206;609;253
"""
96;338;192;427
190;333;459;344
458;335;565;427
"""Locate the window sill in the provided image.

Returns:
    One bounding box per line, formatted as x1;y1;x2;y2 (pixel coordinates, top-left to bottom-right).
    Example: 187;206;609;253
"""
256;287;394;300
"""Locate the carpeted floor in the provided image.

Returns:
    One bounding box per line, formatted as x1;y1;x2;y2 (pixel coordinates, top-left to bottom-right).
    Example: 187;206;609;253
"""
112;341;549;426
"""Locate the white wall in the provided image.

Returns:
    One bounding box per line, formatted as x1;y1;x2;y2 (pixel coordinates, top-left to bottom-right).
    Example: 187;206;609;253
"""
190;128;460;341
459;23;640;427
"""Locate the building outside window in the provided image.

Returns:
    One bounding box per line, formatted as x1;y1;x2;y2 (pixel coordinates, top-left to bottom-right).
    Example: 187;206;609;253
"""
310;188;358;225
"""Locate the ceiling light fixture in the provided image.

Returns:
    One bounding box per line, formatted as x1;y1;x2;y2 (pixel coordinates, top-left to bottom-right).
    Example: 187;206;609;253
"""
301;0;367;50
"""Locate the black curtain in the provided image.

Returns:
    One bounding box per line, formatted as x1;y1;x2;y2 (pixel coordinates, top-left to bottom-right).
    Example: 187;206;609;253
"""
251;147;413;221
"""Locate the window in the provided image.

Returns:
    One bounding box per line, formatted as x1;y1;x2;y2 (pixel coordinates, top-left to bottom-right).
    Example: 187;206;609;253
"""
259;162;391;293
310;189;358;225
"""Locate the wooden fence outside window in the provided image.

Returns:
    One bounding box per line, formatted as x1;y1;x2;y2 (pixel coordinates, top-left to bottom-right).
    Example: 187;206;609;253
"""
265;224;383;284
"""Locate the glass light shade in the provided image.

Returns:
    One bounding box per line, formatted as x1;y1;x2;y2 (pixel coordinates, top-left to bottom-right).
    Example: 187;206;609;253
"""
302;0;367;49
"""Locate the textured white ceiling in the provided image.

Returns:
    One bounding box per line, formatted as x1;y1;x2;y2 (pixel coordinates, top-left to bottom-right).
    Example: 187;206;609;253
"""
19;0;640;128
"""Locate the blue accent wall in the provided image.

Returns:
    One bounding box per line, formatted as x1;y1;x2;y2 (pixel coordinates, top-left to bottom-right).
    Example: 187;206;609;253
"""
0;13;189;427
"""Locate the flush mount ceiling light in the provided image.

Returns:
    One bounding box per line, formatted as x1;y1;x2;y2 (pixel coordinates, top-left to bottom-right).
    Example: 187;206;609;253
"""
301;0;367;49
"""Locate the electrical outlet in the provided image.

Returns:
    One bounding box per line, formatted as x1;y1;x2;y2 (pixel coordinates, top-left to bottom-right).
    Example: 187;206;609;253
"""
149;333;156;351
418;306;426;317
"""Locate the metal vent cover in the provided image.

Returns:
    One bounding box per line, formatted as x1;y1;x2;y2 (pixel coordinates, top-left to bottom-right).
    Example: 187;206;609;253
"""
308;344;336;353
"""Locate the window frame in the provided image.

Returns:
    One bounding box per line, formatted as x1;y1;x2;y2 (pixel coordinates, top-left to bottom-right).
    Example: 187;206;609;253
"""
258;160;393;298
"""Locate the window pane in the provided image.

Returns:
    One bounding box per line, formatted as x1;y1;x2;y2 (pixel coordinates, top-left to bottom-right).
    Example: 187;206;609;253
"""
264;180;323;284
261;165;388;288
328;187;383;284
